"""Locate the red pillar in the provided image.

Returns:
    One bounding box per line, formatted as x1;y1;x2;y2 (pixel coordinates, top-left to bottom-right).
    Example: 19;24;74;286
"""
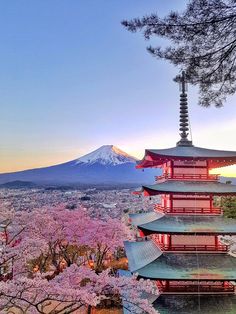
169;235;172;250
170;160;174;178
210;195;213;211
215;235;218;249
170;194;173;212
166;280;169;291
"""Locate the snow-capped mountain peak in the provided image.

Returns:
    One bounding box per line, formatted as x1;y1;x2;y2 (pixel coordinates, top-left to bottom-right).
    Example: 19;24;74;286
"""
0;144;158;185
76;145;138;166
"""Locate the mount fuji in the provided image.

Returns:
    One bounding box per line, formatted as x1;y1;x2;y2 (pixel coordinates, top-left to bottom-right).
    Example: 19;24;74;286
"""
0;145;159;186
76;145;137;166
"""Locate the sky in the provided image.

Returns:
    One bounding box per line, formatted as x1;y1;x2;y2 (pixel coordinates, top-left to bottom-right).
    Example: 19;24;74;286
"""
1;0;236;176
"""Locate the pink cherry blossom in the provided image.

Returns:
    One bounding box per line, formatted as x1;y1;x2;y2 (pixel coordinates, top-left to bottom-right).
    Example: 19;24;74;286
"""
0;206;158;313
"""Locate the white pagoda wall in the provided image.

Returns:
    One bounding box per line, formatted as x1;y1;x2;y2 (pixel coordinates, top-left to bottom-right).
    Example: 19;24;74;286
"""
153;234;217;246
173;160;207;167
171;235;216;246
173;167;207;175
161;194;212;209
172;199;211;208
163;160;209;177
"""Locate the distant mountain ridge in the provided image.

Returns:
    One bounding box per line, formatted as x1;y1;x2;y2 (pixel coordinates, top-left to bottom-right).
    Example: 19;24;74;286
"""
220;176;236;185
0;145;158;185
0;180;38;189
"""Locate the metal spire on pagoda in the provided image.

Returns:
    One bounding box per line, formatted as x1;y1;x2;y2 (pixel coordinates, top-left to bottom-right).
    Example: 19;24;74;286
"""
175;71;193;147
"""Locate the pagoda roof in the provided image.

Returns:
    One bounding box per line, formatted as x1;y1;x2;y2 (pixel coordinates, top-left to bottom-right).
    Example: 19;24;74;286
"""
124;241;236;280
141;180;236;196
137;145;236;169
129;211;236;235
154;295;236;314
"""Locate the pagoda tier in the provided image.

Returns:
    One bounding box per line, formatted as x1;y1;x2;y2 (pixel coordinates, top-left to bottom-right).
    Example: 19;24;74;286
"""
129;211;236;252
140;180;236;196
153;295;236;314
129;212;236;236
124;241;236;281
134;190;224;215
137;146;236;169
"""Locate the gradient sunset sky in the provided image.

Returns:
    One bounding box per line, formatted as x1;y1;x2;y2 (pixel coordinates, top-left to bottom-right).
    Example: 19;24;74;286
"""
1;0;236;176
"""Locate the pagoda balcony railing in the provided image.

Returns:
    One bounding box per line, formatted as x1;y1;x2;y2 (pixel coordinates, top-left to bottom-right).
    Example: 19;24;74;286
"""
154;242;229;252
155;205;222;215
156;281;235;293
156;173;219;182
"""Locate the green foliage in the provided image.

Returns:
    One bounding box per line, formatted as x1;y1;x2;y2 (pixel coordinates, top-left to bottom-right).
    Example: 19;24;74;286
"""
222;196;236;218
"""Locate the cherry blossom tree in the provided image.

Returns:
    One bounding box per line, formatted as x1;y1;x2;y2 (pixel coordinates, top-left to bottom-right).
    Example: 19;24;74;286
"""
0;206;158;314
0;266;157;314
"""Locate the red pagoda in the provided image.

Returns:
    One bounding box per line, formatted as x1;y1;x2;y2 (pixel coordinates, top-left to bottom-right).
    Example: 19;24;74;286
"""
125;72;236;313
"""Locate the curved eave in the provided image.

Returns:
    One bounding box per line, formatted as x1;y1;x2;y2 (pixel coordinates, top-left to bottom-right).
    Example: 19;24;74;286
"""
139;226;236;236
130;212;236;235
124;241;236;281
124;240;162;273
142;181;236;196
138;256;236;281
136;159;161;169
143;186;236;196
138;274;236;281
154;295;236;314
136;147;236;169
137;259;236;281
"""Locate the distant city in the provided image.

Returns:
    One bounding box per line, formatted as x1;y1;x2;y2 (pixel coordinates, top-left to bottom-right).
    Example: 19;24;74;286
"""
0;185;159;220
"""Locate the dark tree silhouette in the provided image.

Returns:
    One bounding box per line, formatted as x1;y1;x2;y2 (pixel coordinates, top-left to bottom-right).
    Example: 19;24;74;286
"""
122;0;236;107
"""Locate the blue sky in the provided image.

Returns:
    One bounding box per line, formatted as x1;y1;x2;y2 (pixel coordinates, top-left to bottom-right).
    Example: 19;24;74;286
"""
1;0;236;176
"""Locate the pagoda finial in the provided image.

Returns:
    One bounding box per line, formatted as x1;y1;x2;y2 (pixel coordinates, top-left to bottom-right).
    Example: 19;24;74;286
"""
174;71;193;147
